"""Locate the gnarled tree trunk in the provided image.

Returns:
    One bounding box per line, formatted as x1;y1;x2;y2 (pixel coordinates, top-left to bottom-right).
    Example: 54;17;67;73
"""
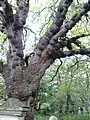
0;0;90;120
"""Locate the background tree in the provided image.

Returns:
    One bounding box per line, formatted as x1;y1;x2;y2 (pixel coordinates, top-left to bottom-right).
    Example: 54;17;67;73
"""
0;0;90;120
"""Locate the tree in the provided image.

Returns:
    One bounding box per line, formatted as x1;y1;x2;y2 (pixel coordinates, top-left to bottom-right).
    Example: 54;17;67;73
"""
0;0;90;120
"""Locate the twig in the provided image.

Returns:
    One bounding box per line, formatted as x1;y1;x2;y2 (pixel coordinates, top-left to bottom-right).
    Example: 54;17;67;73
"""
50;59;63;82
24;27;37;46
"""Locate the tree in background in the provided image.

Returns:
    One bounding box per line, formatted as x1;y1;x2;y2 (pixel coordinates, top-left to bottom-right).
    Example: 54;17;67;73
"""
0;0;90;120
37;58;90;116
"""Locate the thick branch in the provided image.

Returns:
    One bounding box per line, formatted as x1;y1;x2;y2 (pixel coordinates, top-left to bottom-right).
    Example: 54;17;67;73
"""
69;34;90;42
51;33;90;50
14;0;29;30
52;3;90;40
47;2;90;55
66;34;90;49
54;48;90;58
3;0;14;24
35;0;73;56
0;1;11;33
3;1;27;99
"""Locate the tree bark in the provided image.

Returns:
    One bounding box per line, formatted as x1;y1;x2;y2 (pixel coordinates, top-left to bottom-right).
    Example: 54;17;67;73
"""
0;0;90;120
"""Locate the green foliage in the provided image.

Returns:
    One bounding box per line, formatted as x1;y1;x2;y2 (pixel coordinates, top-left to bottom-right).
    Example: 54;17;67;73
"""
61;114;89;120
35;114;49;120
1;0;90;119
0;32;8;57
35;58;90;117
35;114;89;120
35;114;90;120
0;76;5;100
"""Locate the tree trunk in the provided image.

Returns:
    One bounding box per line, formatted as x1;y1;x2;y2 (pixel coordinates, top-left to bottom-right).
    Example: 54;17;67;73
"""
0;1;90;120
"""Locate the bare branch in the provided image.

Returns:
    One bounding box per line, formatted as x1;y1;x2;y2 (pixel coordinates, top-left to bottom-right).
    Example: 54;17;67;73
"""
54;48;90;59
39;15;53;36
31;4;57;20
24;27;37;46
46;0;73;37
51;3;90;40
69;34;90;42
52;33;90;50
35;0;73;56
66;34;90;49
50;59;63;82
24;27;37;40
70;56;79;68
46;2;90;55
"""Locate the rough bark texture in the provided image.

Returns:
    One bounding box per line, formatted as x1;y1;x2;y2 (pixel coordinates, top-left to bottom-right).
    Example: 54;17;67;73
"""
0;0;90;120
